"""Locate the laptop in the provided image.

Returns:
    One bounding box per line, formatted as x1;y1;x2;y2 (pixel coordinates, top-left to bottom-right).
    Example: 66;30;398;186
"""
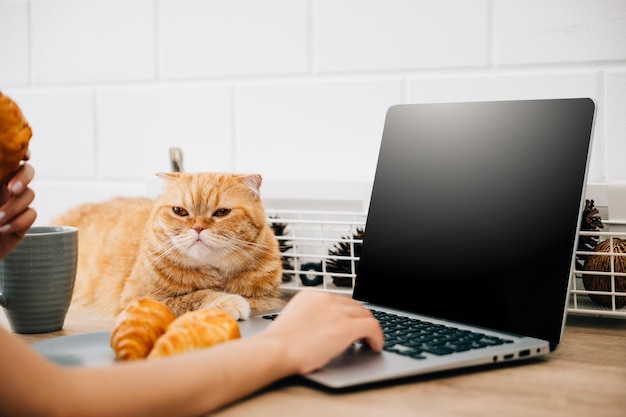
239;97;596;389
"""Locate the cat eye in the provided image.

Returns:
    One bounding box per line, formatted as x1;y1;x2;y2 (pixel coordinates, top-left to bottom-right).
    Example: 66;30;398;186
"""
213;208;231;218
172;207;189;217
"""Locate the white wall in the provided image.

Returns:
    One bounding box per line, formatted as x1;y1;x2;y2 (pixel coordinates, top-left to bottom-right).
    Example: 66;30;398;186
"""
1;0;625;225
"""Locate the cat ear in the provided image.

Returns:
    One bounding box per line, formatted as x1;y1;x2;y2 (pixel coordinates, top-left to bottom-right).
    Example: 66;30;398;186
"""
241;174;262;197
156;172;180;182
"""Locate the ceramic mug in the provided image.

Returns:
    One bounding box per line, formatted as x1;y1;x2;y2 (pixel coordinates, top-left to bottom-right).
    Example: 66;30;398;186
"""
0;226;78;334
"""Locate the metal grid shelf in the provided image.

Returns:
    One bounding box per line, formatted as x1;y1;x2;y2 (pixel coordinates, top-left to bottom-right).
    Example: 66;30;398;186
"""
266;209;366;294
267;210;626;319
570;230;626;318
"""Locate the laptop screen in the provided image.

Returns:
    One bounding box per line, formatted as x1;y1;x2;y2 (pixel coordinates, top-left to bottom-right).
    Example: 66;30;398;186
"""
353;98;595;350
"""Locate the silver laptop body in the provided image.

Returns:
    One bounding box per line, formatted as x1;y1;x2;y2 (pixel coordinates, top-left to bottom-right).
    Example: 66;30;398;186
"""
241;98;596;389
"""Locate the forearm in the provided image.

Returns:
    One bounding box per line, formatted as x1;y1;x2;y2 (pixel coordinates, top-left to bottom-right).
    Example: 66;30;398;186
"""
1;332;291;417
57;335;291;417
0;289;383;417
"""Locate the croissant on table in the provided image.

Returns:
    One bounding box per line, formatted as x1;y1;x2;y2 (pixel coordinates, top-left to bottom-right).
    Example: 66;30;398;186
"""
110;297;241;361
148;308;241;359
0;91;32;182
110;298;176;360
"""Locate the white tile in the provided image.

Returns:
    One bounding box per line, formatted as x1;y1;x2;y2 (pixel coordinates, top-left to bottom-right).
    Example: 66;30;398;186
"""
31;180;148;227
237;80;402;183
606;71;626;181
607;183;626;221
407;72;600;103
0;1;29;85
2;88;96;179
314;0;489;72
31;0;156;84
495;0;626;64
96;84;233;179
262;180;371;208
158;0;308;79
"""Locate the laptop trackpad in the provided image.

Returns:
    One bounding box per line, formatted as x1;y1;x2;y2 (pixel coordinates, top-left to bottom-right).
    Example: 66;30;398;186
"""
305;344;417;388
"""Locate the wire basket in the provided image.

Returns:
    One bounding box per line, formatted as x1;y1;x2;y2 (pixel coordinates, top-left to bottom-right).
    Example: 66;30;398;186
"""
267;209;366;294
570;230;626;318
266;210;626;319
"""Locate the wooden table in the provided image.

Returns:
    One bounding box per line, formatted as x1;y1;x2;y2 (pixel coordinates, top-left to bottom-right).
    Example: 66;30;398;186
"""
2;306;625;417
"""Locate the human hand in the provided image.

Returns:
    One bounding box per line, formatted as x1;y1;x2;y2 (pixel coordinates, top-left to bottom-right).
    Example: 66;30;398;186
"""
259;289;384;375
0;160;36;258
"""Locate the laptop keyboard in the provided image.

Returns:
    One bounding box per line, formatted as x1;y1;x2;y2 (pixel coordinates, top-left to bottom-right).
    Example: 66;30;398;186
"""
372;310;514;359
261;309;514;360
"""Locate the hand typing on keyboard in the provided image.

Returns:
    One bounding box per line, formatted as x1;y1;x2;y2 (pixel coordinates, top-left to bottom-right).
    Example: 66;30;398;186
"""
258;290;384;374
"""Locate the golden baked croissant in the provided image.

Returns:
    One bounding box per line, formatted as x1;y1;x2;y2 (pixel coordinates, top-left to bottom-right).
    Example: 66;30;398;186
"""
110;298;176;360
148;308;241;359
0;91;32;182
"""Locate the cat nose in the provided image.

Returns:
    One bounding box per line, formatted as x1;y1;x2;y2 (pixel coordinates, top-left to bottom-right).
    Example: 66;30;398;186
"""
194;227;204;234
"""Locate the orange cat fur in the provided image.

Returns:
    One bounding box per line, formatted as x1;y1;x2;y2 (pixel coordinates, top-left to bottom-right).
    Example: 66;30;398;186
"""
51;172;284;319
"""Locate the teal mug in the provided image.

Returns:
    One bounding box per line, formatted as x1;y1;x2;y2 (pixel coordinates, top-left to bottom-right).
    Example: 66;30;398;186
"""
0;226;78;334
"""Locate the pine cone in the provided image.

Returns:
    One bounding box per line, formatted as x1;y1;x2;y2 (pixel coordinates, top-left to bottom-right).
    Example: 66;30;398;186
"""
326;228;364;287
269;218;294;282
577;199;604;269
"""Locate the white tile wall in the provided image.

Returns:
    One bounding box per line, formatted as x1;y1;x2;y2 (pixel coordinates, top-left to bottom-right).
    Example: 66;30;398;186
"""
10;89;95;178
159;0;309;78
31;0;156;84
314;0;489;72
97;84;234;178
0;1;29;85
495;0;626;64
606;71;626;181
0;0;624;225
237;79;401;182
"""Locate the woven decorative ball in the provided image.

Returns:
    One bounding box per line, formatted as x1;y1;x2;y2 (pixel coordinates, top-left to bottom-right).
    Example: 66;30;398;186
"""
582;237;626;309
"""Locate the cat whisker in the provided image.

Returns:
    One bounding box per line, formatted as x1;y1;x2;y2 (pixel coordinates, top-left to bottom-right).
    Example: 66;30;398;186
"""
202;234;272;268
149;239;182;264
222;233;278;252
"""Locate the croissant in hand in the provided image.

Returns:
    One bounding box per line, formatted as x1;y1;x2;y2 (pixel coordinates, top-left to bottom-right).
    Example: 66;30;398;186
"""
148;308;241;359
110;298;176;361
0;91;32;182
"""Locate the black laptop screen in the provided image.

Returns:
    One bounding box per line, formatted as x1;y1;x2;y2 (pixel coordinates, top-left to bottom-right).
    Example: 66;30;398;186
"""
353;98;595;350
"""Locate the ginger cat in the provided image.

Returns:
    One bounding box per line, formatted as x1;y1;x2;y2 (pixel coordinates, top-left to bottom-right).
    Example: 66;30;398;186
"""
51;172;284;320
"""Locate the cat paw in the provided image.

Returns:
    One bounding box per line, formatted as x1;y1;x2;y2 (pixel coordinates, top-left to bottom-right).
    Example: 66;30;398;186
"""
205;294;251;321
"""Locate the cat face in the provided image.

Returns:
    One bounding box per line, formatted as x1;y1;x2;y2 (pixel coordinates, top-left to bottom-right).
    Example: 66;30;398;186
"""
152;172;271;268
